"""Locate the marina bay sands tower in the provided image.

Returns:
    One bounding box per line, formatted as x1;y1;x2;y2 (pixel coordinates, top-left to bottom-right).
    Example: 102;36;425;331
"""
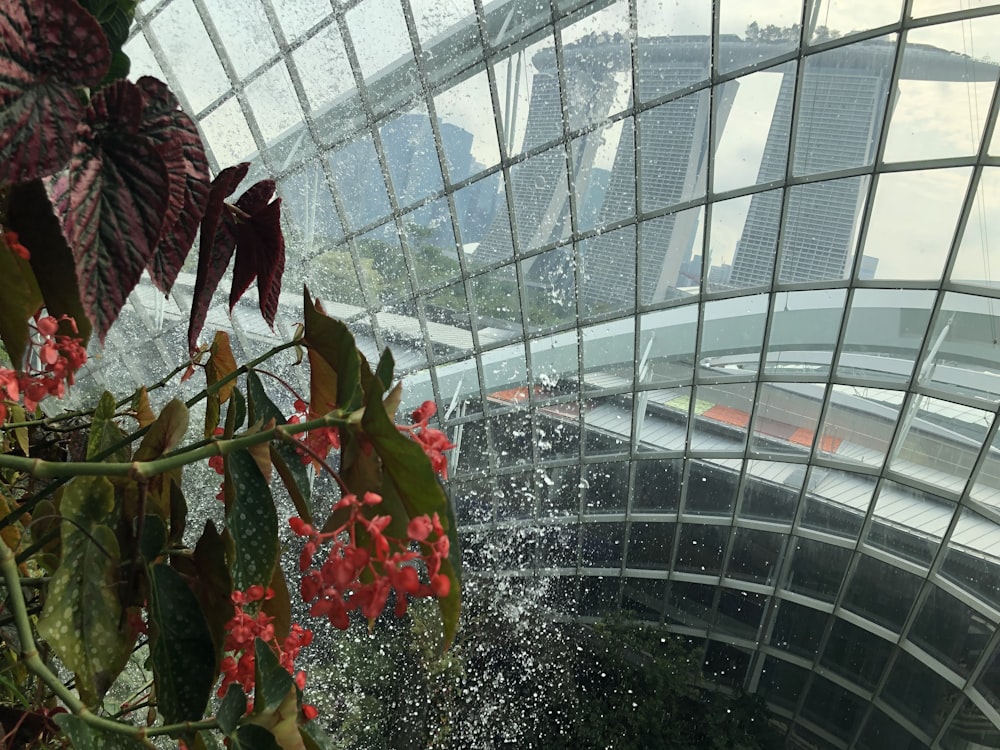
473;33;997;306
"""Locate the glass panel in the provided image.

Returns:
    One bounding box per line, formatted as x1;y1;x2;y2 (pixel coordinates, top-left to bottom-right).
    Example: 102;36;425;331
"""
491;410;533;469
918;293;1000;405
805;1;902;41
639;89;711;213
940;507;1000;611
779;176;870;283
674;523;729;575
709;192;775;292
726;528;785;585
821;618;893;690
633;458;683;512
856;708;926;750
293;25;360;132
866;480;955;566
150;0;230;112
882;650;959;738
888;395;993;495
802;467;876;540
765;289;847;377
690;383;755;453
345;0;413;82
638;305;698;386
865;168;971;282
786;537;852;602
972;426;1000;512
640;207;705;304
627;521;675;570
717;0;802;73
816;384;902;469
581;521;625;568
801;676;868;742
451;474;493;523
837;288;937;385
470;264;523;344
493;469;535;517
482;342;528;402
842;555;922;632
885;18;1000;162
771;601;828;659
559;0;631;132
713;63;794;195
638;385;690;452
122;32;165;82
269;0;330;42
714;590;766;640
622;577;666;619
579;576;621;616
405;201;461;291
580;225;637;319
198;98;257;167
537;523;578;568
279;160;343;253
328;135;391;230
910;585;994;678
380;106;444;208
205;0;278;79
738;460;806;523
434;70;501;181
510;146;571;252
757;655;808;713
792;35;896;177
952;168;1000;292
455;172;506;259
582;461;629;513
939;699;1000;750
244;61;303;145
530;329;578;390
750;382;826;458
666;581;716;628
635;0;710;102
538;464;581;516
410;0;475;47
305;247;365;308
357;225;410;304
977;642;1000;714
700;294;768;374
523;245;576;331
581;318;634;387
573;119;632;234
494;32;557;159
684;458;741;516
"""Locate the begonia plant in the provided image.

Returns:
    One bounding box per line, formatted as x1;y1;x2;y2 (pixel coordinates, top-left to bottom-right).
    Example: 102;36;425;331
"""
0;1;461;748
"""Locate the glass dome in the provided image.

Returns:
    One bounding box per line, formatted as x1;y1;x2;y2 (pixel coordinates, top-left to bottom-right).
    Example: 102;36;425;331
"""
87;1;1000;746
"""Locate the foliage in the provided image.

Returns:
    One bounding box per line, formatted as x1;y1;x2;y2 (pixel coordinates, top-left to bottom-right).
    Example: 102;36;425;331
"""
0;2;460;749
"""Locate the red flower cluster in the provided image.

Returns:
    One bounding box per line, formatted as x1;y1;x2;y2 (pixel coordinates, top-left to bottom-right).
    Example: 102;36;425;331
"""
0;315;87;424
290;492;451;629
217;585;316;718
288;398;340;469
399;400;456;479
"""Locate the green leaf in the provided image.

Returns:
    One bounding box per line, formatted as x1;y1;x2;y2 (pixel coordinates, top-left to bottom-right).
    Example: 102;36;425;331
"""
87;391;129;462
230;725;281;750
190;520;234;667
358;369;461;647
54;714;155;749
139;514;166;563
227;449;278;591
230;386;247;432
0;231;42;367
247;371;311;521
374;348;394;391
195;730;224;750
303;287;362;413
134;398;189;461
168;479;188;548
299;721;336;750
253;637;293;715
217;683;248;735
36;476;134;705
7;179;93;344
147;562;216;724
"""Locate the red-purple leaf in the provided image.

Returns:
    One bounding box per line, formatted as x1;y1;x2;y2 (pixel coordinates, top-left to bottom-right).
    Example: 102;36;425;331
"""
0;0;111;185
187;163;248;353
135;77;210;294
56;80;171;342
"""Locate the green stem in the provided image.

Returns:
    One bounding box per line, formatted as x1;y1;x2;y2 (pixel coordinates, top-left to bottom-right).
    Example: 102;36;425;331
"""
0;412;350;480
0;338;302;531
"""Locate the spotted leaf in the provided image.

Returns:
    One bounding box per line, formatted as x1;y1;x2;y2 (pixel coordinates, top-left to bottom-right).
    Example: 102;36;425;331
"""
226;449;279;591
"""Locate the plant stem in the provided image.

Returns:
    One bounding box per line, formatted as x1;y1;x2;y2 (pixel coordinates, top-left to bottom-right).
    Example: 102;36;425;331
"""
0;412;351;480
